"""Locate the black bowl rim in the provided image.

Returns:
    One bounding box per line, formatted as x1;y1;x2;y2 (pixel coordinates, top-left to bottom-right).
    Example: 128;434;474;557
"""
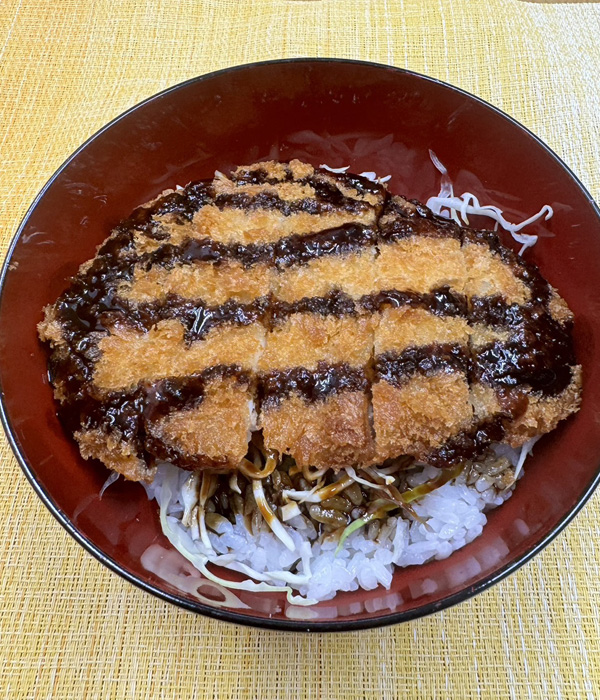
2;57;600;633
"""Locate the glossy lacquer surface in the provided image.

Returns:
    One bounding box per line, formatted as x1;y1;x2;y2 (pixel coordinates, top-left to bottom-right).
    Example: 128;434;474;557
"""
1;59;599;631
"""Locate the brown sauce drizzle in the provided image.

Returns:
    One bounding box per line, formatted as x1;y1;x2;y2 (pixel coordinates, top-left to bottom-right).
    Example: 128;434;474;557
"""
470;295;527;328
259;362;368;407
106;295;268;342
140;223;379;272
143;366;251;422
230;168;289;186
495;387;530;421
426;417;506;468
215;190;370;217
472;312;575;395
375;344;469;387
269;288;469;325
56;234;136;342
231;164;386;197
378;196;462;242
142;236;270;269
361;287;468;317
272;223;377;268
115;180;212;239
143;436;230;471
58;366;251;462
49;227;140;392
335;171;385;197
58;389;148;456
270;291;357;324
218;161;385;216
469;293;575;396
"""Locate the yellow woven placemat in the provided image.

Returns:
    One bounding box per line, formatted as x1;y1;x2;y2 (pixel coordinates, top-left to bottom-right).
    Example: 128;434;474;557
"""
1;1;600;697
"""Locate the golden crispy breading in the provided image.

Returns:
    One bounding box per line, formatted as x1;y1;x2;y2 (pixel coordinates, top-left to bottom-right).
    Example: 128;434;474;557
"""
37;305;65;346
192;206;376;245
469;324;511;348
229;160;383;206
122;248;380;309
463;242;530;305
469;383;502;421
287;159;315;181
94;321;265;392
374;307;469;356
75;428;156;483
148;378;254;469
119;261;271;306
376;237;466;294
132;230;164;255
504;367;582;446
150;219;195;247
548;287;574;324
272;249;378;303
377;194;419;222
260;392;374;470
213;178;317;202
258;313;373;371
372;374;473;461
232;159;312;183
314;173;383;207
39;160;582;481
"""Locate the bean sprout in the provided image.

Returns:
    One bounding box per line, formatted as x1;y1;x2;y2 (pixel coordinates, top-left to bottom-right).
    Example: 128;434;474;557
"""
252;479;295;551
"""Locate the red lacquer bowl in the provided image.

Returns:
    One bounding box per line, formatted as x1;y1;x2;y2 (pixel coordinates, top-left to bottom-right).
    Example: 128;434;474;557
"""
2;59;599;631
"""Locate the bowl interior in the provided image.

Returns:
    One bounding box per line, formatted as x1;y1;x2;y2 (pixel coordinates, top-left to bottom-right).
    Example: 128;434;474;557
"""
2;59;600;630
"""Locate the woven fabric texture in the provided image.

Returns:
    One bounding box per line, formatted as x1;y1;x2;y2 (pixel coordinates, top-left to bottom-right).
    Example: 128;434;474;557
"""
1;1;600;698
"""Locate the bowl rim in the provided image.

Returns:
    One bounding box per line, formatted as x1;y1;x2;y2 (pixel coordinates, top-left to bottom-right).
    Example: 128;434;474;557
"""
2;56;600;632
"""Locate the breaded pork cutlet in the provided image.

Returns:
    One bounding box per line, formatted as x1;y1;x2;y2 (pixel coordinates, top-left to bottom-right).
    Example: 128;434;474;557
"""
39;160;581;483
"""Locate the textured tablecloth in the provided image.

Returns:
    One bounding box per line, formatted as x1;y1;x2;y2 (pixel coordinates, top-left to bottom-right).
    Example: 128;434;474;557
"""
1;1;600;697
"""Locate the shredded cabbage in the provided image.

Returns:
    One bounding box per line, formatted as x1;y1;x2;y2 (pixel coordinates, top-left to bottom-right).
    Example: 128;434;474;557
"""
426;150;553;255
281;501;301;521
368;467;396;485
319;164;349;173
228;471;241;495
155;464;317;606
281;483;323;503
335;518;367;554
282;474;352;504
99;471;119;498
514;436;542;479
345;466;384;490
181;472;199;527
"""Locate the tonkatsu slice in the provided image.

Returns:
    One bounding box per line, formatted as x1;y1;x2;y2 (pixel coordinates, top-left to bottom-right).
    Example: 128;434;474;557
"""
38;161;581;482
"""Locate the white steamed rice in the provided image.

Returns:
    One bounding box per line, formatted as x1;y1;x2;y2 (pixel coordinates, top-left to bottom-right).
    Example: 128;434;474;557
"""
143;446;531;604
